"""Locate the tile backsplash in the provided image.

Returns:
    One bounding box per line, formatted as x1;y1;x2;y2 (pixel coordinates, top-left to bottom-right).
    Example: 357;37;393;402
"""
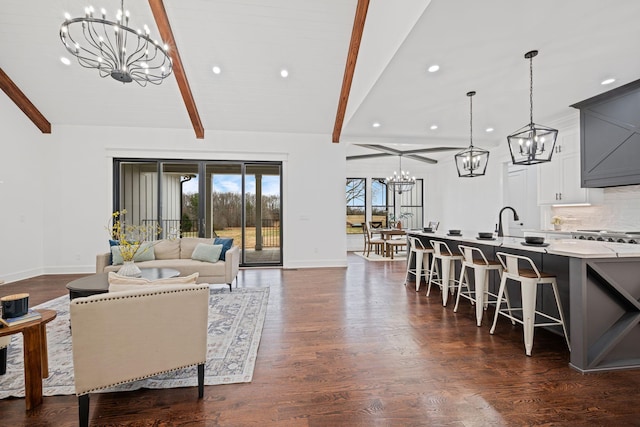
550;185;640;231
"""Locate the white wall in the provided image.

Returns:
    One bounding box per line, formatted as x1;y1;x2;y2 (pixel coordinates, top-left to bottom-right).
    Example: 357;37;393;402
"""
1;107;348;283
0;94;47;282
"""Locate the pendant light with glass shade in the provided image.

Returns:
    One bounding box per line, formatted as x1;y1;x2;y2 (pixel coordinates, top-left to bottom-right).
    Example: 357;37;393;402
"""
507;50;558;165
454;91;489;177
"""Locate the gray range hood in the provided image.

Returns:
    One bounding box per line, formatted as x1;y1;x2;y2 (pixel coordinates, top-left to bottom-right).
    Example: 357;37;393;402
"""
571;79;640;188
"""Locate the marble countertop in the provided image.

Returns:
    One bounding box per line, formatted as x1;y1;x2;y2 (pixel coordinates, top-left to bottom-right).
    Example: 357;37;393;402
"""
406;230;640;258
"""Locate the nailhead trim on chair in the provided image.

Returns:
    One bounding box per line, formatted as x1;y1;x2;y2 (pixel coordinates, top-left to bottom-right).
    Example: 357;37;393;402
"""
72;285;209;305
76;361;207;395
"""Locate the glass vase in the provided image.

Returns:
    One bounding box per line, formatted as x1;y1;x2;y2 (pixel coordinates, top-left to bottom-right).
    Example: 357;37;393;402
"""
118;260;142;277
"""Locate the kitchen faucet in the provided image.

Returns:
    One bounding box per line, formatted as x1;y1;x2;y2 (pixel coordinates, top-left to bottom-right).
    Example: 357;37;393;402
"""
497;206;520;237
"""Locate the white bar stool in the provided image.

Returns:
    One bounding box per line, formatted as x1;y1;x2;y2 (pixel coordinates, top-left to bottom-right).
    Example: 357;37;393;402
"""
427;240;463;306
454;245;510;326
405;236;434;291
490;252;571;356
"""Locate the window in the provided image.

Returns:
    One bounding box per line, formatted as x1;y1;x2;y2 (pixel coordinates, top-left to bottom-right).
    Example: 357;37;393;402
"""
346;178;366;234
371;179;389;227
390;179;423;229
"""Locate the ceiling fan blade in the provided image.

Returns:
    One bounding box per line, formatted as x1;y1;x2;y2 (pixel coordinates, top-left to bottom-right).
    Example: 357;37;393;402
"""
401;146;465;155
346;153;392;161
355;144;403;155
404;154;438;164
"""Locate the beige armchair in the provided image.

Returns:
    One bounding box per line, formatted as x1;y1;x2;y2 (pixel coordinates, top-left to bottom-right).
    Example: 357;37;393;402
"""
70;284;210;427
0;336;9;375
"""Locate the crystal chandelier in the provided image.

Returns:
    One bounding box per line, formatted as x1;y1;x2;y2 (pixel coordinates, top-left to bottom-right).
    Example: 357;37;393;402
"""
387;155;416;194
60;0;173;86
507;50;558;165
455;91;489;177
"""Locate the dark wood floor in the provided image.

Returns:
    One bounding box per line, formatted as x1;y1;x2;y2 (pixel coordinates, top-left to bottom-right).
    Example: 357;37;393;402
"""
1;253;640;426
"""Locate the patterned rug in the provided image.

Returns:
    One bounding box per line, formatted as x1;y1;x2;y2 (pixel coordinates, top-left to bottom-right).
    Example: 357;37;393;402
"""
0;286;269;398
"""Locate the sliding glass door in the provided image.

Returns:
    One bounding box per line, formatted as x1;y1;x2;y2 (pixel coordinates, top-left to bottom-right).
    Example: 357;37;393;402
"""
114;159;282;267
244;163;282;264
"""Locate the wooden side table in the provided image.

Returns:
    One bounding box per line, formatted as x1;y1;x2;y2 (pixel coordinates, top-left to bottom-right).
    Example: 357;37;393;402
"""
0;309;57;410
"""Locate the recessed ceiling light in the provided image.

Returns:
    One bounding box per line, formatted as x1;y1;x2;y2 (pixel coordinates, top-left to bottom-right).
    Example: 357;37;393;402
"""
212;66;221;74
372;122;381;128
60;56;71;66
485;127;494;133
280;69;289;78
601;78;615;85
430;125;438;130
428;65;440;73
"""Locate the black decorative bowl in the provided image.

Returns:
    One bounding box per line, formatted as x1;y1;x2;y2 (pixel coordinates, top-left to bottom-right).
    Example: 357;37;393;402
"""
478;232;493;239
423;227;433;233
448;229;461;235
525;236;545;245
1;293;29;319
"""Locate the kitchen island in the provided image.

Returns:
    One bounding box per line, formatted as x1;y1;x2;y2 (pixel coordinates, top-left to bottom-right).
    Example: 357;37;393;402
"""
407;230;640;373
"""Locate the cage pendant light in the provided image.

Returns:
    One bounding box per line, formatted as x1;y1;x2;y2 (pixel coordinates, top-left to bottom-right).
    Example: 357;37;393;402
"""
455;91;489;177
507;50;558;165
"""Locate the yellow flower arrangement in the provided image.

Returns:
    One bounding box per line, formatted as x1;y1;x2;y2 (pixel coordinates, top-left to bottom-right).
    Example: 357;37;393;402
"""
551;216;563;225
108;210;162;262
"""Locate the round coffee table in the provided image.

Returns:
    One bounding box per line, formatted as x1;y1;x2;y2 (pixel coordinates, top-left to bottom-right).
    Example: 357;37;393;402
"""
66;268;180;300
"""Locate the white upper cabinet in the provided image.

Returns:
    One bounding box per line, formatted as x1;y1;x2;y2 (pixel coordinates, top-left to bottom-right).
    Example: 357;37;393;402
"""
537;132;603;205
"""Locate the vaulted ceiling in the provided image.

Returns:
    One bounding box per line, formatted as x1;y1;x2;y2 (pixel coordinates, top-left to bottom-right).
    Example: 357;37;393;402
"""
2;0;639;160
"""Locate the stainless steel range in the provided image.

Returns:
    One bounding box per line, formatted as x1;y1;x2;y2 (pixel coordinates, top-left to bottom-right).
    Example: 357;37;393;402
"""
571;230;640;244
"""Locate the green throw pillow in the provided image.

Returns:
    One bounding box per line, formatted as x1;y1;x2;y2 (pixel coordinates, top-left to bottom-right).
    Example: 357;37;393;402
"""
192;243;223;263
110;242;155;265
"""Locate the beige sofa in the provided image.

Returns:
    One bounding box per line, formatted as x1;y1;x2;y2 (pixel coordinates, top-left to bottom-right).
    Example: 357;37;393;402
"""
96;237;240;290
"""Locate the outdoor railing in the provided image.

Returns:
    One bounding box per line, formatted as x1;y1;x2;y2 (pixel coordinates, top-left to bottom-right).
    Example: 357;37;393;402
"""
142;219;280;247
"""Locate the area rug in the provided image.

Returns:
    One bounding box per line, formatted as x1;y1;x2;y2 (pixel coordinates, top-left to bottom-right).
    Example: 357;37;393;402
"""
353;251;407;262
0;286;269;398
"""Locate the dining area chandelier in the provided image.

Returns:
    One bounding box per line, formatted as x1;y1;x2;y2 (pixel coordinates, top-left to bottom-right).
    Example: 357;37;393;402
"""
59;0;173;86
387;155;416;194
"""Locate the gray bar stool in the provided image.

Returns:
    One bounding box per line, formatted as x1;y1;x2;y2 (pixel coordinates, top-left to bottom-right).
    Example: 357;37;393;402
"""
454;245;511;326
405;236;435;291
428;240;464;306
490;252;571;356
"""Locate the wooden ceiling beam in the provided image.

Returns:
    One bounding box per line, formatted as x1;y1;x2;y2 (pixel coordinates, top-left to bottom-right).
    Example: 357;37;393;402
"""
332;0;370;143
149;0;204;139
0;68;51;134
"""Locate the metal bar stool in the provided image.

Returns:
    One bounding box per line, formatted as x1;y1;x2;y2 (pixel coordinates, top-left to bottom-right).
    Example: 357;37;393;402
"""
405;236;434;291
490;252;571;356
427;240;464;306
454;245;511;326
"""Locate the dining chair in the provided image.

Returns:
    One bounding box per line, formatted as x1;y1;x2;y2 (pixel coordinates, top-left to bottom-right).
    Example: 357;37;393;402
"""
362;222;385;257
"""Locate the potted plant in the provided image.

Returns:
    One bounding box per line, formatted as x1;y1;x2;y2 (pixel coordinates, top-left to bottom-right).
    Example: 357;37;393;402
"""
551;216;563;231
388;212;413;229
